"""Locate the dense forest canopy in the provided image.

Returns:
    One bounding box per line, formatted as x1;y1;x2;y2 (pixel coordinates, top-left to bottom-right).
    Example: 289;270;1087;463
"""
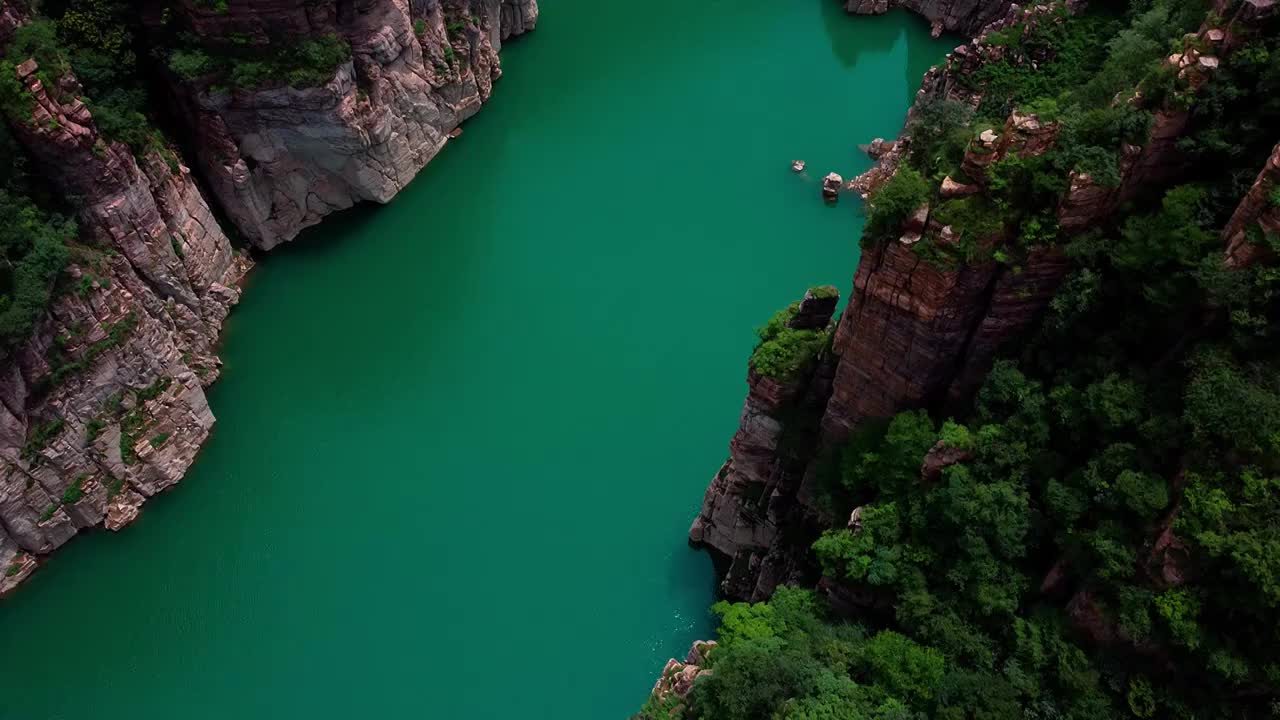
642;0;1280;717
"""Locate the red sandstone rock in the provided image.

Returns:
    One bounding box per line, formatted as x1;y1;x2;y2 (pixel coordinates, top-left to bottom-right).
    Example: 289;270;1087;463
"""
819;235;1000;443
822;172;844;201
1224;142;1280;268
920;441;975;484
641;640;718;715
941;175;980;198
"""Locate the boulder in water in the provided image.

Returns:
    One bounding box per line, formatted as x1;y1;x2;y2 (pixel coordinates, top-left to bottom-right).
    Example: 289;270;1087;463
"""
822;172;843;201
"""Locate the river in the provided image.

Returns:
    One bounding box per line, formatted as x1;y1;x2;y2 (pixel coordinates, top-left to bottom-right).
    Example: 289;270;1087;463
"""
0;2;948;717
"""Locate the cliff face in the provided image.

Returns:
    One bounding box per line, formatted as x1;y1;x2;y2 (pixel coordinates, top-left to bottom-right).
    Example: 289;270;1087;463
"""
689;290;839;600
1223;142;1280;268
0;0;535;593
0;37;250;592
152;0;538;249
844;0;1016;36
690;1;1257;602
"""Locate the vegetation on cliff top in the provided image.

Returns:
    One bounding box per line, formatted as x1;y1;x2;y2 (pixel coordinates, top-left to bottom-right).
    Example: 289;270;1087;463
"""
643;0;1280;718
168;33;351;90
0;0;199;356
750;302;830;381
864;0;1215;266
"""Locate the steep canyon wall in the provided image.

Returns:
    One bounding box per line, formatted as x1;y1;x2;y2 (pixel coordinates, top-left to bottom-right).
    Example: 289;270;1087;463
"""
0;0;536;592
688;0;1275;603
150;0;539;248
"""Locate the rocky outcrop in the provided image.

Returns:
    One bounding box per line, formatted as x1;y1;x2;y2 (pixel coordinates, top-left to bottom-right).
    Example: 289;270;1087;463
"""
0;24;249;593
844;0;1017;37
821;230;1001;442
689;289;838;600
847;3;1069;198
1224;142;1280;268
635;640;716;719
153;0;538;249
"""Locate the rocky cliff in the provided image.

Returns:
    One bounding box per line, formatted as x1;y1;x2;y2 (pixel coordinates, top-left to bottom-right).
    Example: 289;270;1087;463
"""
149;0;538;249
0;0;535;593
844;0;1017;36
689;0;1273;603
0;26;250;592
689;288;839;601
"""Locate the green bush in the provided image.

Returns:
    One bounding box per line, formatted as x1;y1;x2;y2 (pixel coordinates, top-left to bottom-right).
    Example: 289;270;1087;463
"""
168;48;213;80
0;61;35;121
931;196;1006;248
22;417;65;462
863;167;929;244
61;474;86;505
906;99;976;177
192;34;353;89
756;302;799;342
0;191;74;353
6;20;70;78
750;328;827;380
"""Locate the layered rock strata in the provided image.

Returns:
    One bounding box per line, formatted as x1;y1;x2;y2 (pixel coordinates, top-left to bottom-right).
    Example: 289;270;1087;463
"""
152;0;538;249
689;289;839;599
0;47;249;593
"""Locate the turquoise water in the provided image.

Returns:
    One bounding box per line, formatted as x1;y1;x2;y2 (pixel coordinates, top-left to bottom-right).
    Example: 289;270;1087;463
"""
0;2;948;717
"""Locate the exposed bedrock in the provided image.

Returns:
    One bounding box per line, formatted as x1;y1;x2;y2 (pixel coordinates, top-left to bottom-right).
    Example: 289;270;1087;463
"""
0;38;249;592
0;0;535;593
689;289;839;600
150;0;538;249
1223;142;1280;269
844;0;1019;37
